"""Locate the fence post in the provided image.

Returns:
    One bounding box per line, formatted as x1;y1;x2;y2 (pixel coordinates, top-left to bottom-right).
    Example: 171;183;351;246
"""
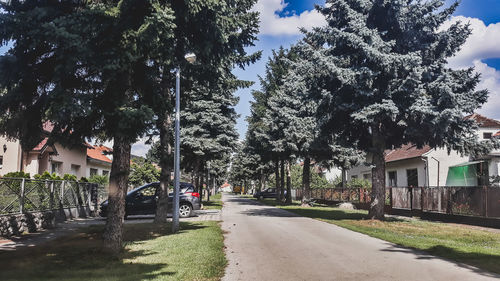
389;187;393;208
409;187;413;213
19;178;25;214
60;180;65;203
49;181;54;210
421;186;424;213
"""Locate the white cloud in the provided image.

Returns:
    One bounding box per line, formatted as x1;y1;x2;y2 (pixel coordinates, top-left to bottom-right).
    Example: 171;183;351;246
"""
253;0;326;36
441;16;500;120
475;60;500;120
442;16;500;68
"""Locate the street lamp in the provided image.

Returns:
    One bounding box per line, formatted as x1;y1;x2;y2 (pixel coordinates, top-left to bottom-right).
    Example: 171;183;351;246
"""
172;52;196;233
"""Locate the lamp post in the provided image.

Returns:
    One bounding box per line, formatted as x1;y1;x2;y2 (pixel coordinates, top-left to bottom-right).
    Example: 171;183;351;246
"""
172;52;196;233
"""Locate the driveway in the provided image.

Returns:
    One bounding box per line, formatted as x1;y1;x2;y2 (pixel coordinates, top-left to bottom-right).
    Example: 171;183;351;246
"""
221;194;499;281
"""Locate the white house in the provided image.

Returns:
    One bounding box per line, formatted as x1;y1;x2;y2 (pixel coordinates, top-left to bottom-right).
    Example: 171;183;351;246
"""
86;145;112;178
346;114;500;187
347;144;469;187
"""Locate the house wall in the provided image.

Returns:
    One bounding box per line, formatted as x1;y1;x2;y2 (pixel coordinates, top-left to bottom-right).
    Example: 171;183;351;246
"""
346;164;372;181
385;158;426;187
426;148;470;187
86;161;111;178
50;144;87;178
0;136;22;176
478;127;500;154
24;153;40;176
323;167;342;182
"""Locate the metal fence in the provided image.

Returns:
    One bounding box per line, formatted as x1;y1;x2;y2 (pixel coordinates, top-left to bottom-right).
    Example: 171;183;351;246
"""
0;178;101;215
293;186;500;219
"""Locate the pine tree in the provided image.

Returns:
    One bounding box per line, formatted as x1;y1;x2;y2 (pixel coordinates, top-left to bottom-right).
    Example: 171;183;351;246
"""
267;45;362;206
302;0;495;219
0;0;170;253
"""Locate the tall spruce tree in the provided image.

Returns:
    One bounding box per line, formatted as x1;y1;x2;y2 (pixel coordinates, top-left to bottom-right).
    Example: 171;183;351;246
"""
0;0;171;253
268;44;362;206
143;0;260;221
302;0;494;219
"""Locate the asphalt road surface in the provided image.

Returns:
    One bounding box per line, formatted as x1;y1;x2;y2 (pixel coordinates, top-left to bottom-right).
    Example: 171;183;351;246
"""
221;193;499;281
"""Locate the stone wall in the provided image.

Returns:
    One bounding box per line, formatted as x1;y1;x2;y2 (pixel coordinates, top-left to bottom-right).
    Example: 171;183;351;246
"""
0;211;56;237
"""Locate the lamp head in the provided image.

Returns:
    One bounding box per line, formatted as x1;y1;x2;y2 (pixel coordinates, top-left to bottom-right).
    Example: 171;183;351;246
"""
184;53;196;64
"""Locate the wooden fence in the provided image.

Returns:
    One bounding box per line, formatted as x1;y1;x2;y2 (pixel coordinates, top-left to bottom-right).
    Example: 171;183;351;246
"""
293;186;500;219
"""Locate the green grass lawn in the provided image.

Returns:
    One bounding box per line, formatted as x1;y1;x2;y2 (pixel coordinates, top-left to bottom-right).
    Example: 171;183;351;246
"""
202;193;223;210
0;221;226;281
255;197;500;274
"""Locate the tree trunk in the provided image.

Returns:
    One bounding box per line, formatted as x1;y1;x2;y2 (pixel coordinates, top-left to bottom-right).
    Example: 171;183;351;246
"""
368;127;386;220
259;170;265;192
155;114;172;223
200;171;205;200
286;161;292;204
301;157;311;206
274;159;280;202
280;159;285;202
194;158;201;194
103;137;131;255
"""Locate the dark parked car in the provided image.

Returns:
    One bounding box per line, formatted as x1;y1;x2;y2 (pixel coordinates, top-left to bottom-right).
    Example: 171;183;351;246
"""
100;182;201;218
253;188;277;200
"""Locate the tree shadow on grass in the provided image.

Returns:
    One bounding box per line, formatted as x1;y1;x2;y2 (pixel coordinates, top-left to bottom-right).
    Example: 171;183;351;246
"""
381;243;500;277
0;222;208;281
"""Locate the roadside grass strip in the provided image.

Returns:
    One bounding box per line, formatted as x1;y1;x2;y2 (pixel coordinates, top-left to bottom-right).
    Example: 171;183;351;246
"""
203;193;223;210
255;197;500;274
0;221;226;281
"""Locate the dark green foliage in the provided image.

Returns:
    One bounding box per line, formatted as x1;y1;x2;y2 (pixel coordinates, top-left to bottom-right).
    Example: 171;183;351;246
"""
129;158;160;188
296;0;495;218
88;175;109;187
34;171;61;181
1;171;30;179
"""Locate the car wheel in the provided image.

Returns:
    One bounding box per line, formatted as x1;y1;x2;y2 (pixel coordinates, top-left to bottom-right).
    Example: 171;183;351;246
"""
179;204;192;218
259;195;264;200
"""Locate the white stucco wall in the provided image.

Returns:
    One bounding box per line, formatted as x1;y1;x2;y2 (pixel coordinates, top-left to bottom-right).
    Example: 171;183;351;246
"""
50;144;87;178
323;167;342;182
23;153;40;176
86;161;112;177
0;136;22;176
425;148;470;187
346;164;372;181
385;158;426;187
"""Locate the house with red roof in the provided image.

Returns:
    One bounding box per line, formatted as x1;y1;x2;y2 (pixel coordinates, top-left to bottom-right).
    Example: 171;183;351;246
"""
86;145;112;178
347;143;469;187
347;114;500;187
0;123;112;179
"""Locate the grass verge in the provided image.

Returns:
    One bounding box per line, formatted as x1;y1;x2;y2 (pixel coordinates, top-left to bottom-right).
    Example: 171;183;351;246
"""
0;221;226;281
203;193;222;210
255;197;500;274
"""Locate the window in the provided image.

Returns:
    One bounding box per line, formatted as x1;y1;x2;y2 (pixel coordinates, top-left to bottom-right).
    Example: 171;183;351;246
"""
388;171;397;187
483;132;493;139
406;169;418;187
71;164;80;176
51;162;61;175
0;156;3;169
351;175;358;180
102;170;109;177
90;168;98;176
139;185;156;197
363;173;371;181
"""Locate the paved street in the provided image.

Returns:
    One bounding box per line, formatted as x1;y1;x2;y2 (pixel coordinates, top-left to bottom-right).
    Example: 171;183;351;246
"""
221;193;499;281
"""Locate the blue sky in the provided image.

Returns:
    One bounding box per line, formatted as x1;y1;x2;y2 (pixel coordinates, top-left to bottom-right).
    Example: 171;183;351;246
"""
234;0;500;139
